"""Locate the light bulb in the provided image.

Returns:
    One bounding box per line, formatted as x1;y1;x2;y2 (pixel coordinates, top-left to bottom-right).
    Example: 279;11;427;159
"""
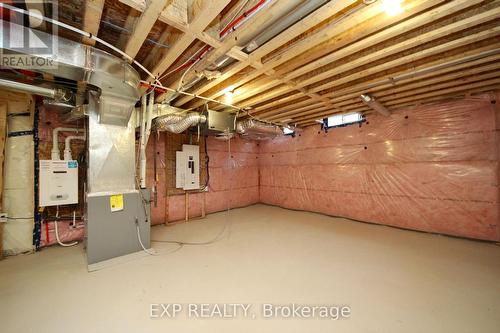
225;90;234;103
382;0;403;16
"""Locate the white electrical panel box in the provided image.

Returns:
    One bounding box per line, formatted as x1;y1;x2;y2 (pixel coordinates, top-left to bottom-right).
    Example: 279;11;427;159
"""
176;144;200;190
39;160;79;207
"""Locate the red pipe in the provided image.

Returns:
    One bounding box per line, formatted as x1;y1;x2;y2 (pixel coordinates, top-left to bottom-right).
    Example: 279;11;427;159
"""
0;0;15;21
219;0;268;37
150;0;269;91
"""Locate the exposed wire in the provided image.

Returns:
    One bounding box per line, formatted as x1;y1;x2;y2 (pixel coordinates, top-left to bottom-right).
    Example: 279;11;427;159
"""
220;0;251;34
158;46;207;81
136;223;157;255
178;57;201;91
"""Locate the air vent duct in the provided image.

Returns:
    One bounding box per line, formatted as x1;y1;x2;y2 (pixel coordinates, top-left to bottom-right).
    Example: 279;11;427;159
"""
154;112;206;133
236;119;283;140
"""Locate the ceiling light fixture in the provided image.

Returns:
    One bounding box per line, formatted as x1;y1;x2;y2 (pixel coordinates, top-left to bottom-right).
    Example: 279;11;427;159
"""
225;90;234;103
382;0;403;16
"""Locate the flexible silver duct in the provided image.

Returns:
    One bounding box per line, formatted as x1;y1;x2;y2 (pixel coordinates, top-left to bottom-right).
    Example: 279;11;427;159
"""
236;119;283;140
154;113;207;133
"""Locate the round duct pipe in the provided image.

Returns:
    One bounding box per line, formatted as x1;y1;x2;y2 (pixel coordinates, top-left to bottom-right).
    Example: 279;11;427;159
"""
154;113;207;134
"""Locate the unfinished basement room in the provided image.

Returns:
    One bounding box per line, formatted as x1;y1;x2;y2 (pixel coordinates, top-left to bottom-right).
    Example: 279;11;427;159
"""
0;0;499;332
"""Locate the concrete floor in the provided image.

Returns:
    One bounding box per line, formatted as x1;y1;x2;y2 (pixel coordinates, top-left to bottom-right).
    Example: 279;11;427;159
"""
1;204;499;332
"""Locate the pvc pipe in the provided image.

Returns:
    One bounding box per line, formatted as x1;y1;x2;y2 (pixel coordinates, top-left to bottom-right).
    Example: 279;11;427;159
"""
54;206;77;247
53;220;78;247
51;127;82;160
139;92;154;188
139;94;147;188
145;93;154;145
63;135;86;161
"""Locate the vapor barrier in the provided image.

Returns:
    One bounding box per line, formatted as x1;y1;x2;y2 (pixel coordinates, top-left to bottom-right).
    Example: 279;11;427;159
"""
259;94;500;241
148;136;260;224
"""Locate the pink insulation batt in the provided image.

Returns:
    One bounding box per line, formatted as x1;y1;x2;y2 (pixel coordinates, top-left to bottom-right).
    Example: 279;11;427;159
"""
259;94;500;241
148;136;260;224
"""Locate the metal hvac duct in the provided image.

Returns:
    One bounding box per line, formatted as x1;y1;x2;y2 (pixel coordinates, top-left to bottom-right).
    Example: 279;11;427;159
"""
236;119;283;140
0;20;150;265
1;21;140;126
154;112;207;133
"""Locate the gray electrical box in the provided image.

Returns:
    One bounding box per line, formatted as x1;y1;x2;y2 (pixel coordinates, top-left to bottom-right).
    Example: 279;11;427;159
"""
207;109;236;132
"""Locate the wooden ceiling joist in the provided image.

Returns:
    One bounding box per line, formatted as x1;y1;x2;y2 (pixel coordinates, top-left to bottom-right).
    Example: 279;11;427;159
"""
123;0;171;58
174;0;367;108
150;0;232;78
232;2;499;113
44;0;500;127
296;79;500;126
264;53;500;122
155;0;307;102
284;67;500;124
244;24;499;118
82;0;105;46
185;0;458;110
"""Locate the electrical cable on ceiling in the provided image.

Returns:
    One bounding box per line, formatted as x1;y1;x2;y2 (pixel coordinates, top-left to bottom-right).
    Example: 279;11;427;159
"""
220;0;251;33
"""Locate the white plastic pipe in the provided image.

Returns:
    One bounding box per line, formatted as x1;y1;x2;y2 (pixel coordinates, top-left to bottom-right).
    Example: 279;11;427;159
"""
54;206;77;247
139;93;154;189
54;220;78;247
63;135;86;161
139;94;147;188
51;127;82;160
145;93;154;145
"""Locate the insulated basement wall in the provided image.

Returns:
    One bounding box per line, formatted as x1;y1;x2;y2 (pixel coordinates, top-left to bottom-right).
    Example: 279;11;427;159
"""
259;94;500;241
1;91;35;254
146;135;259;224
